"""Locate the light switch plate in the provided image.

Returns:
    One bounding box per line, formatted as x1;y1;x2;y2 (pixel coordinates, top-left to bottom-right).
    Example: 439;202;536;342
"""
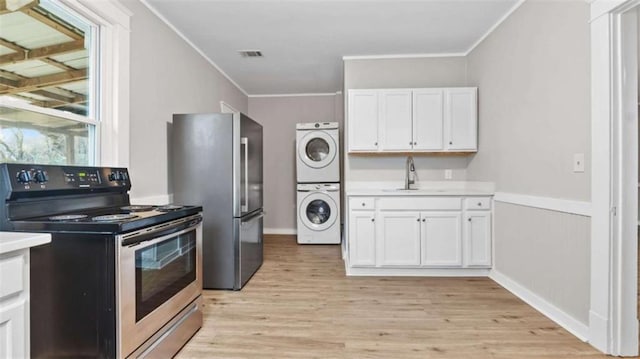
444;169;452;180
573;153;585;173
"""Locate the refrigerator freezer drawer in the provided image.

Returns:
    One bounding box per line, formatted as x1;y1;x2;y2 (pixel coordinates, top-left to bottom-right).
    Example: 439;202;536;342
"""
235;210;264;289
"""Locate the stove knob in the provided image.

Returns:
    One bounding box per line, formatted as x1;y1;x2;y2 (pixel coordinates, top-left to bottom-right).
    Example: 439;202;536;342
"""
120;171;128;181
109;172;118;181
33;170;48;183
16;170;32;184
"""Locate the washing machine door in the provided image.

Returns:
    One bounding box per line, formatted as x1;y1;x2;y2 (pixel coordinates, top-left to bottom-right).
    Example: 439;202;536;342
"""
299;192;338;231
298;131;337;169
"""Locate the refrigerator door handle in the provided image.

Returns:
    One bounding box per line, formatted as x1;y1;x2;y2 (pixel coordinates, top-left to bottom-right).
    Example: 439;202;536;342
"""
241;137;249;212
241;211;265;225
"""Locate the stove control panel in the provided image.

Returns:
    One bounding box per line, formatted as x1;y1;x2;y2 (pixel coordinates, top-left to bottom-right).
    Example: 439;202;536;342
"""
0;163;132;198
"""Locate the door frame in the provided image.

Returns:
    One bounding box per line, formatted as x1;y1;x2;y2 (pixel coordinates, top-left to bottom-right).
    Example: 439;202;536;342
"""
590;0;639;355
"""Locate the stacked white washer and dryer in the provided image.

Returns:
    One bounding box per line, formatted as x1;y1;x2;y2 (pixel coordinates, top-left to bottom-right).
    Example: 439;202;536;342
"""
296;122;341;244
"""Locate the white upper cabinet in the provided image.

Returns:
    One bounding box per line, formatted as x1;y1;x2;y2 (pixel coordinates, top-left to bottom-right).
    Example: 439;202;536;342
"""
413;89;444;150
445;88;478;150
348;90;379;151
379;89;413;151
347;87;477;153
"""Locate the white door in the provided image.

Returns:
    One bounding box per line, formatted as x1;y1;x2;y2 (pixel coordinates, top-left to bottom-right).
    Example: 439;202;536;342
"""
0;299;27;358
348;90;379;151
378;211;421;266
379;89;413;151
298;131;337;169
445;88;477;151
299;193;338;231
348;210;376;267
421;212;462;267
413;88;444;150
465;211;492;267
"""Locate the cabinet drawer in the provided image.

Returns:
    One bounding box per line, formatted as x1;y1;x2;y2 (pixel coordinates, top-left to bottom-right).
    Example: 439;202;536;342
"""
349;197;375;210
0;252;25;300
378;197;462;210
464;197;492;210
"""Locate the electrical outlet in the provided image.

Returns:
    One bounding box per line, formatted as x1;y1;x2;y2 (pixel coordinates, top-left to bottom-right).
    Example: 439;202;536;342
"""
573;153;585;173
444;169;452;180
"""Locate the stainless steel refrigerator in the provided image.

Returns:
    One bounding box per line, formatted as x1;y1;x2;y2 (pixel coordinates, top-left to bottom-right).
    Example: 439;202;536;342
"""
172;112;263;290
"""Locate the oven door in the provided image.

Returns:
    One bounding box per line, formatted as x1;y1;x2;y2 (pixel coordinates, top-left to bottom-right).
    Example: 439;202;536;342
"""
117;214;203;358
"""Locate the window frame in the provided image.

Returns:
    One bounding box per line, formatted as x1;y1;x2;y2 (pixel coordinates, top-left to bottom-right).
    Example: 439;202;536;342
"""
56;0;131;168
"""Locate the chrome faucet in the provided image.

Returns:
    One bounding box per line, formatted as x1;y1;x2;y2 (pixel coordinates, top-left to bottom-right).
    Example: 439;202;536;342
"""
405;156;416;190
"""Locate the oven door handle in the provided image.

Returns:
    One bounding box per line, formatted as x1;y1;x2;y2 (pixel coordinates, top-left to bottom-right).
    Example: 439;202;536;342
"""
121;216;202;247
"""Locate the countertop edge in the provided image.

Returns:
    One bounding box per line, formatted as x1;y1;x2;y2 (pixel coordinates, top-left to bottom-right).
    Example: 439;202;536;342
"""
0;232;52;255
345;190;495;197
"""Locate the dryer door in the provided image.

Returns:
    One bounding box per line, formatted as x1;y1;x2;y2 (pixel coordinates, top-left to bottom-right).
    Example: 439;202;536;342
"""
299;192;338;231
298;131;337;169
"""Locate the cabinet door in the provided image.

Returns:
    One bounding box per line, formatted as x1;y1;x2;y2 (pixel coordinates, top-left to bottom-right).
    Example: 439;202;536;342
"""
445;88;477;151
0;299;27;358
421;212;462;267
379;89;413;151
348;90;379;151
378;211;421;266
412;89;444;150
348;210;376;267
465;211;492;267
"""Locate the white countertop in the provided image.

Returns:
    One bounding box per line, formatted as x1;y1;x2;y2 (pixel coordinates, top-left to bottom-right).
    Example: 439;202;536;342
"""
345;181;495;197
0;232;51;255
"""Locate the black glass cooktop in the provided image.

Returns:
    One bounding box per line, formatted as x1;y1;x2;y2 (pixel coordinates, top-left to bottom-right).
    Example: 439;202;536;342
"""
12;204;202;234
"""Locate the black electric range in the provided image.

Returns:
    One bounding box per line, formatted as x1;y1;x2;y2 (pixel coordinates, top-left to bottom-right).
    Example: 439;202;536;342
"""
0;163;204;358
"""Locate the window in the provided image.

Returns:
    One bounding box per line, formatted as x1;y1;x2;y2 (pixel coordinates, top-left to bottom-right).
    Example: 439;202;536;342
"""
0;0;99;166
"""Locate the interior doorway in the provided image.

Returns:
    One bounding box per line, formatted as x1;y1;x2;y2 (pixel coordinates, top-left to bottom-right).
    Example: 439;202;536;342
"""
617;3;639;356
591;0;640;355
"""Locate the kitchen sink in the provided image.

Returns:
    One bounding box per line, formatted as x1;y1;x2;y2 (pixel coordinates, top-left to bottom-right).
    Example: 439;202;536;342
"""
380;188;449;193
381;188;420;192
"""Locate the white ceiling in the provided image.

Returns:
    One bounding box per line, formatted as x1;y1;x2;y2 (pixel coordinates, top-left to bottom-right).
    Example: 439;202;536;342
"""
143;0;521;96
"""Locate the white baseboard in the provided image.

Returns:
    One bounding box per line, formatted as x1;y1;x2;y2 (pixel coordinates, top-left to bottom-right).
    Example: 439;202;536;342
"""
129;194;173;205
264;228;296;235
588;310;609;352
346;266;490;277
489;269;589;342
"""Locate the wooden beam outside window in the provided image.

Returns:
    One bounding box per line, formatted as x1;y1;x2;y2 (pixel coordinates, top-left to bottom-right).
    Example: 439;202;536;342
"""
0;40;84;65
20;7;83;41
0;68;87;95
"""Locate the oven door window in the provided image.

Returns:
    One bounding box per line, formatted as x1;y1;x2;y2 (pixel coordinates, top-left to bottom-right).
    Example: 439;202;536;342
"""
135;230;196;321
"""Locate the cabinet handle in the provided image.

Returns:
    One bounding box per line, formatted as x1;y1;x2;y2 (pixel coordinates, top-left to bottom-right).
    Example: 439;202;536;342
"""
416;218;420;222
414;142;417;145
409;141;412;145
422;218;426;222
468;218;472;222
449;141;453;145
477;202;482;206
371;218;375;222
374;142;378;146
362;203;366;207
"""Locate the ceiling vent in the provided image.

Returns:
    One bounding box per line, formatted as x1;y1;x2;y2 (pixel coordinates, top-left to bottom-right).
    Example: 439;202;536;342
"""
238;50;263;58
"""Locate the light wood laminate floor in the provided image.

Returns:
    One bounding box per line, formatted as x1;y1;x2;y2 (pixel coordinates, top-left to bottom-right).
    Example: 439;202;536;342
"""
176;235;607;358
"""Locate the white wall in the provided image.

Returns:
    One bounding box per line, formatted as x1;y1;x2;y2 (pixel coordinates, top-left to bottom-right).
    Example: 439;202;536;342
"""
248;94;343;232
120;0;248;202
343;57;470;184
466;1;590;201
465;0;591;328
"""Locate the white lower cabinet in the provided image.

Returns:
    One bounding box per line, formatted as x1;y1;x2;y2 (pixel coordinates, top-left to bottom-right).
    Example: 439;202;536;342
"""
347;195;492;272
421;212;462;267
378;211;421;266
348;209;377;266
0;250;28;358
464;211;492;267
